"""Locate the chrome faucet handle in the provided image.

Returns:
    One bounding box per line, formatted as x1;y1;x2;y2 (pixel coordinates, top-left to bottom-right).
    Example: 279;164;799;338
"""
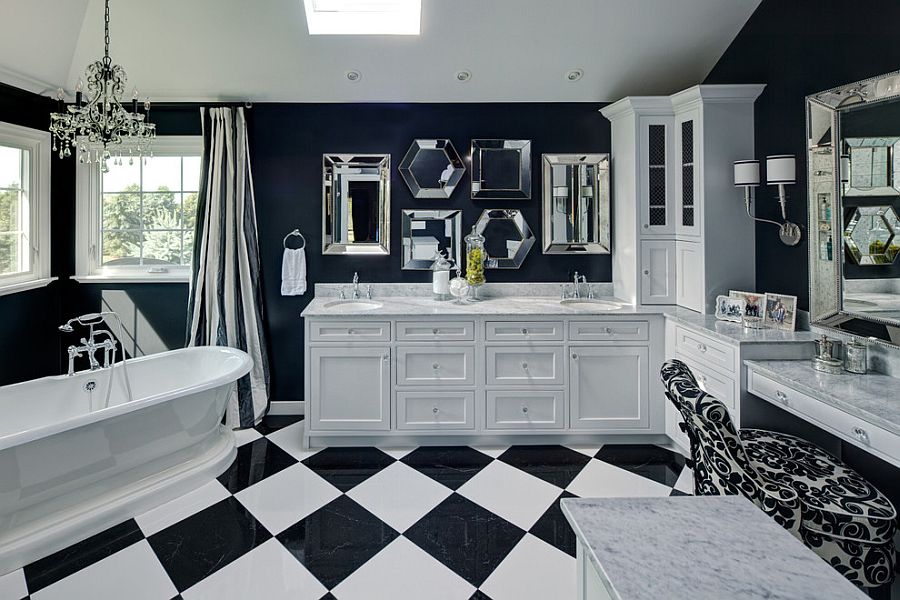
587;285;594;299
560;285;568;300
366;285;372;300
339;289;346;300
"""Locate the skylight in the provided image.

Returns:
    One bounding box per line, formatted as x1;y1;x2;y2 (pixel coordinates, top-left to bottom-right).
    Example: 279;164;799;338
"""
303;0;421;35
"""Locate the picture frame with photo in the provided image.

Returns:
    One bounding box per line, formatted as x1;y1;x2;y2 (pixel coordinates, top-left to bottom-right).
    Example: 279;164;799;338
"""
763;292;798;331
729;290;765;319
715;295;746;323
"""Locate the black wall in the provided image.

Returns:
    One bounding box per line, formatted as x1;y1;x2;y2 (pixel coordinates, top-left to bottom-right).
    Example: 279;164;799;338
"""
704;0;900;310
1;96;611;402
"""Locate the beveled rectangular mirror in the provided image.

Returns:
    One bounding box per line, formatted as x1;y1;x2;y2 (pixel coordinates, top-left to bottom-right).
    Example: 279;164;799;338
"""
322;154;390;255
471;139;531;199
542;153;610;254
401;209;462;270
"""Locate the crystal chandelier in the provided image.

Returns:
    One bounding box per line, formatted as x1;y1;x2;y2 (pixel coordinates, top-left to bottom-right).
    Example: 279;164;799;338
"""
49;0;155;172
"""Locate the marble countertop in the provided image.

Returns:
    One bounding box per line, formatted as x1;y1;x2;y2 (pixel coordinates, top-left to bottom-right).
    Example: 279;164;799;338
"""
560;496;866;600
665;307;819;346
745;359;900;435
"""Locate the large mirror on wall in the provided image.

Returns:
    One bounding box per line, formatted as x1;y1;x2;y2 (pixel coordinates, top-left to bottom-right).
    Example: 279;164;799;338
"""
807;70;900;346
401;209;462;270
399;140;465;199
322;154;390;255
542;153;611;254
470;139;532;200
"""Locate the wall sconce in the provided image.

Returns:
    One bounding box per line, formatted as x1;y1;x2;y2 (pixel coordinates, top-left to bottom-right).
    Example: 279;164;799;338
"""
733;155;802;246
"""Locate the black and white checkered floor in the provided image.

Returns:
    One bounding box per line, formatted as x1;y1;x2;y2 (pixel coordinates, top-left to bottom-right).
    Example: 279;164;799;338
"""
0;416;693;600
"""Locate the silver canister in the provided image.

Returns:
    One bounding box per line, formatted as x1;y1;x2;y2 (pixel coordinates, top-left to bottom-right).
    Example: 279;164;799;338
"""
844;337;868;374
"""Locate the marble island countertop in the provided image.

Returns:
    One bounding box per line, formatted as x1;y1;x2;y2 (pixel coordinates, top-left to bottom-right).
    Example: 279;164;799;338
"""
560;496;867;600
745;359;900;436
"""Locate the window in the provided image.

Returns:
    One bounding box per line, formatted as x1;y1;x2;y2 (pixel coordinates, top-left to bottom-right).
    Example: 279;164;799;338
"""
0;121;52;295
75;136;202;282
303;0;421;35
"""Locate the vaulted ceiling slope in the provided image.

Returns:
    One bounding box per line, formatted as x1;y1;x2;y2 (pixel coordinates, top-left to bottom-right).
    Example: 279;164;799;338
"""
0;0;760;102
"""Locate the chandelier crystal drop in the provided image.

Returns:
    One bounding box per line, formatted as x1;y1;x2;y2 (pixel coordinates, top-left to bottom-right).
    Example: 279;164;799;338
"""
49;0;155;173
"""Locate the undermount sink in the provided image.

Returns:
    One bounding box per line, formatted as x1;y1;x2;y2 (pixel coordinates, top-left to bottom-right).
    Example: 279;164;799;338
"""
322;299;383;311
559;298;622;310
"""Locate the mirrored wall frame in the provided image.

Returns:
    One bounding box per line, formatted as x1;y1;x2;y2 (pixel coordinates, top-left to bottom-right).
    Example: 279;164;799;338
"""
474;209;535;269
398;140;466;199
807;69;900;349
470;139;532;200
322;154;391;255
541;153;611;254
400;209;463;270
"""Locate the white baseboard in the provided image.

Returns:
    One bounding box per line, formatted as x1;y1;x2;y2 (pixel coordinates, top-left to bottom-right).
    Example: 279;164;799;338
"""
269;400;304;416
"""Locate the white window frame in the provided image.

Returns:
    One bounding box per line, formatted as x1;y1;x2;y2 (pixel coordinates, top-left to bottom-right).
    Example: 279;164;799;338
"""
74;136;202;283
0;121;53;296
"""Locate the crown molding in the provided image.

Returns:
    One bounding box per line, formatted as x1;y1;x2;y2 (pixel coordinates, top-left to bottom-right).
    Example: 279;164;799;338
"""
0;64;60;97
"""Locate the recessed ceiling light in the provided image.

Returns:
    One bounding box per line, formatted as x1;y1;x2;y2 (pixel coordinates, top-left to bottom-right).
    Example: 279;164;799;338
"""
346;70;362;82
566;69;584;82
303;0;421;35
455;70;472;83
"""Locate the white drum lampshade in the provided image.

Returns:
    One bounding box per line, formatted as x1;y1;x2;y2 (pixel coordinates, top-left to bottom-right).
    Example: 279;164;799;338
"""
734;160;760;187
840;154;851;183
766;155;796;185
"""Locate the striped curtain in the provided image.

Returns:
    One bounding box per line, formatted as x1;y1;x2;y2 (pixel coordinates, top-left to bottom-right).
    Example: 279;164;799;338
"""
187;106;270;428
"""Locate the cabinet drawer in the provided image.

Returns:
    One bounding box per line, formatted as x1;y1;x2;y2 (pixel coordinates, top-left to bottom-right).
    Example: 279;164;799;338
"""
309;320;391;343
397;321;475;342
569;320;649;342
396;391;475;430
486;390;565;429
675;352;736;409
397;346;475;386
486;321;564;342
486;346;565;386
747;370;900;467
674;326;735;373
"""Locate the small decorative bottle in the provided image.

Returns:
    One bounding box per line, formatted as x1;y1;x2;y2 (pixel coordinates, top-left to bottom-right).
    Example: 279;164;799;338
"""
449;266;469;305
432;251;452;301
844;337;868;374
465;226;486;301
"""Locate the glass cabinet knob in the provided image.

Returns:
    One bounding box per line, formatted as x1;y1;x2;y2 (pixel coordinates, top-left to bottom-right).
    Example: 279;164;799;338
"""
522;406;529;413
433;407;440;415
432;363;440;370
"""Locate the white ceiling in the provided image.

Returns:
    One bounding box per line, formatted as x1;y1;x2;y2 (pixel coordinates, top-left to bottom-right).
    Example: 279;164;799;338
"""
0;0;760;102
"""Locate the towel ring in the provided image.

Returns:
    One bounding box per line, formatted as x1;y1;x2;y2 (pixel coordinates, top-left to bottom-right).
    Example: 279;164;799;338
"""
283;229;306;250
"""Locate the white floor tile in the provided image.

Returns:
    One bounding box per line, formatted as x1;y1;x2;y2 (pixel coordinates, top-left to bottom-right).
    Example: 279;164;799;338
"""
31;540;176;600
265;420;322;462
378;447;415;460
332;536;474;600
233;428;263;447
457;460;561;530
468;445;508;459
565;444;602;458
182;538;326;600
566;459;673;498
136;480;231;536
0;569;27;600
480;534;575;600
235;463;341;535
674;466;694;494
346;461;452;533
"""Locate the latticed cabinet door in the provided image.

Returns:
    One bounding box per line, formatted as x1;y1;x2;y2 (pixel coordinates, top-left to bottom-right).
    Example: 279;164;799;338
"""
639;116;676;236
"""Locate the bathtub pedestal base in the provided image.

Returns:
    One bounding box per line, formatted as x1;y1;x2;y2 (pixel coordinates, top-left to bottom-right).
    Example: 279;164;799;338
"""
0;426;235;576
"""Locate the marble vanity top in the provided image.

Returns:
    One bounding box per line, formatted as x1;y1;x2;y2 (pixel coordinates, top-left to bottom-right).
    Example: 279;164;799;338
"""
665;307;819;345
745;359;900;436
560;496;866;600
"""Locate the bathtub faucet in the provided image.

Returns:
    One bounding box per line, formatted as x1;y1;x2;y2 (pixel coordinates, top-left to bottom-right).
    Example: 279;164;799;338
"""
59;313;119;376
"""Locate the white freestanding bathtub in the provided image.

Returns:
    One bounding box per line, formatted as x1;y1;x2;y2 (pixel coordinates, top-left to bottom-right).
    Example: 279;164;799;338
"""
0;346;251;575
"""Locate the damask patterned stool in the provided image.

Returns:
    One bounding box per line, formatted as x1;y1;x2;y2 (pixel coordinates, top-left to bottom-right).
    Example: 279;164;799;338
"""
660;359;897;593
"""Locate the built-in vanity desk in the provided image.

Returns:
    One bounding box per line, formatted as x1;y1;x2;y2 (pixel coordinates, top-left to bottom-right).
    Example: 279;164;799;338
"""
746;360;900;468
561;496;867;600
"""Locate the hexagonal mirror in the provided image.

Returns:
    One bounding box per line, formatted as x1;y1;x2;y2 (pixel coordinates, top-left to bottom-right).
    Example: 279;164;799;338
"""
474;209;535;269
399;139;465;199
843;205;900;265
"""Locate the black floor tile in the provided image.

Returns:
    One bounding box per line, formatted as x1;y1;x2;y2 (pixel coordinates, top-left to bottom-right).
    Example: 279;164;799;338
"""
318;594;337;600
470;591;494;600
594;444;687;487
670;488;690;496
497;445;591;489
528;491;578;557
404;493;525;587
400;446;494;491
147;496;272;592
24;519;143;594
217;437;298;493
277;495;399;590
254;415;304;436
301;447;395;492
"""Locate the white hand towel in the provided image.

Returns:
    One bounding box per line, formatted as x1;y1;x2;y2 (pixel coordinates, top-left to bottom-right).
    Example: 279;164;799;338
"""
281;247;307;296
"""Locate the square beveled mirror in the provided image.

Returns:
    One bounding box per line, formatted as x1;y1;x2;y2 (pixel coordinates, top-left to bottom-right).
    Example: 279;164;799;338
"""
399;140;466;199
470;139;531;199
542;153;610;254
322;154;390;255
401;209;462;270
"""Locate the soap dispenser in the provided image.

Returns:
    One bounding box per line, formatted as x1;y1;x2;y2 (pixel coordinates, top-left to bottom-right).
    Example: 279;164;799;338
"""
812;335;843;374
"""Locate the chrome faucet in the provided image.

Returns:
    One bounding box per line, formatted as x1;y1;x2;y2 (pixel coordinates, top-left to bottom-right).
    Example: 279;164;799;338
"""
59;313;118;376
572;272;588;299
352;272;361;300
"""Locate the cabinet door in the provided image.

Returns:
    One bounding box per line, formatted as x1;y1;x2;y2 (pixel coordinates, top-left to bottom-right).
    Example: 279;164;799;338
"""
570;346;649;430
639;116;675;236
640;240;676;305
675;112;701;237
309;347;391;431
675;240;703;312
